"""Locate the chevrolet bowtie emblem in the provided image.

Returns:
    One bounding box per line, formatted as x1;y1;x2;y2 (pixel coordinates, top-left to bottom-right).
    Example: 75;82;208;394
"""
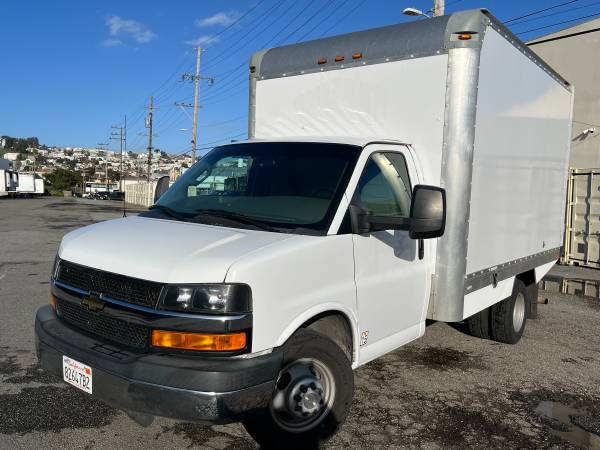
81;293;105;312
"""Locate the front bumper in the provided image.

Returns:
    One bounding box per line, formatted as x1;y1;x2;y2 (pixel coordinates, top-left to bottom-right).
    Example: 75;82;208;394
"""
35;305;282;423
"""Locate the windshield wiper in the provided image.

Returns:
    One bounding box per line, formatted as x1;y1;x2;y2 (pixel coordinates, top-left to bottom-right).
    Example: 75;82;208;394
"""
192;209;277;232
148;204;189;221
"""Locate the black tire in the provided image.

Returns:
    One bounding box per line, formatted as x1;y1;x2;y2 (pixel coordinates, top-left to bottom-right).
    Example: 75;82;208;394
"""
490;279;528;344
466;307;491;340
242;329;353;450
526;281;539;320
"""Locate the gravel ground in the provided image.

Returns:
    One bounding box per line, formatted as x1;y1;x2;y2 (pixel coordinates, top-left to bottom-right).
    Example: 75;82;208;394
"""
1;197;599;449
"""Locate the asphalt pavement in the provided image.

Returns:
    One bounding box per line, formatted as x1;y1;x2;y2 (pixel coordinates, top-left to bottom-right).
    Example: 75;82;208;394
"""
1;197;599;449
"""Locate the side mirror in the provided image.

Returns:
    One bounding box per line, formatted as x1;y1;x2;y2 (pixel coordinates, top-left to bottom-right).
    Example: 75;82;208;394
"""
153;176;170;203
409;185;446;239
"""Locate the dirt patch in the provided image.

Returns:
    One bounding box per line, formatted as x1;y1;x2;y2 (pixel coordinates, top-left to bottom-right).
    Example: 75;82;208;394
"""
158;423;257;450
47;223;88;230
0;354;20;375
5;364;62;385
0;385;117;433
395;345;486;371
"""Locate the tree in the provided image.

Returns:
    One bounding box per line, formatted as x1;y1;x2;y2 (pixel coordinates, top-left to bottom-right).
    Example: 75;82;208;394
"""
46;168;82;191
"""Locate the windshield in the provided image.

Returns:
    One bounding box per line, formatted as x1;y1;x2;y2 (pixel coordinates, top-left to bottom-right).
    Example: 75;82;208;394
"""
148;142;361;235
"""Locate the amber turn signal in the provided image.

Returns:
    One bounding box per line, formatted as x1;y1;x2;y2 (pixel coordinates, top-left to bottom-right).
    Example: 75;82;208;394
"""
50;292;57;311
457;33;473;40
151;330;247;351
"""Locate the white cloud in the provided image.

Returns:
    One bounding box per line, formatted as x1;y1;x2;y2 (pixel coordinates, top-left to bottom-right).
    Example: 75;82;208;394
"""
185;35;220;46
101;38;123;47
105;16;157;44
195;11;240;28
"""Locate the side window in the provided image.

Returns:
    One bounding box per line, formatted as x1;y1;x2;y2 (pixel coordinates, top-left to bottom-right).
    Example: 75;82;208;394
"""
356;152;412;217
187;156;252;197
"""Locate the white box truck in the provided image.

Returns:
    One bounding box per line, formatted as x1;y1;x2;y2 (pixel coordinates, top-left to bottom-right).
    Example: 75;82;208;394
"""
0;158;18;197
35;9;572;448
15;173;44;197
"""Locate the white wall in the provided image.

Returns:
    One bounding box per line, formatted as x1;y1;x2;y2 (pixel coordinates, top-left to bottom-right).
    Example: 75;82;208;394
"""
466;28;572;274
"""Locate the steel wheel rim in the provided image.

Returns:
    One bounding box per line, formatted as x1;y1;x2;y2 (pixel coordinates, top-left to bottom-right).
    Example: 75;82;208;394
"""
269;358;336;433
513;292;526;333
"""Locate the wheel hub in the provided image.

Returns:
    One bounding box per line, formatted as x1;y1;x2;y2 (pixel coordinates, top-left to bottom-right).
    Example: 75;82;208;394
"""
513;292;526;333
269;358;335;432
289;380;324;417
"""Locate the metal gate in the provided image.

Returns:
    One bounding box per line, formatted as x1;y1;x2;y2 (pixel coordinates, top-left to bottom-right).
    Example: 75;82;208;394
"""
563;168;600;268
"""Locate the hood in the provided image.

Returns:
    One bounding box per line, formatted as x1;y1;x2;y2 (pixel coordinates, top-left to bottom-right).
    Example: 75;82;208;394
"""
58;216;295;283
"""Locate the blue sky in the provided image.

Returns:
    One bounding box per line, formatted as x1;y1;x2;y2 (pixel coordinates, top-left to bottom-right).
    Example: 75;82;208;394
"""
1;0;597;156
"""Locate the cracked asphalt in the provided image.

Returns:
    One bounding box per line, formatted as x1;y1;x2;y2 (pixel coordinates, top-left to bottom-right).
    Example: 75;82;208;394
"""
1;197;599;449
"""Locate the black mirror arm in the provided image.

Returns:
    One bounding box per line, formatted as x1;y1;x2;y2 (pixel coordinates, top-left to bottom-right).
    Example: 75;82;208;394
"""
368;215;411;231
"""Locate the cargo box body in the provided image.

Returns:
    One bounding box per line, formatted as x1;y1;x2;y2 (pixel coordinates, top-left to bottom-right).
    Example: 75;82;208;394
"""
249;9;573;322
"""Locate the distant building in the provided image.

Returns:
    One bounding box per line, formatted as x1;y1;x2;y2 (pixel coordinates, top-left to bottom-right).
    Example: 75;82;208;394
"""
3;152;20;162
529;18;600;168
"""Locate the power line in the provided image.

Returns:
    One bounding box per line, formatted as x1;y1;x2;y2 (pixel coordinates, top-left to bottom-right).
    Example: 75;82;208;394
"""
202;0;289;71
200;0;270;49
516;11;600;35
173;132;247;157
505;0;581;24
294;0;353;42
318;0;368;37
509;1;600;26
276;0;336;44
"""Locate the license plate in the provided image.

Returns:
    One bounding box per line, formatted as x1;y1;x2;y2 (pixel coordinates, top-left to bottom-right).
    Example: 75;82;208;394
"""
62;355;92;394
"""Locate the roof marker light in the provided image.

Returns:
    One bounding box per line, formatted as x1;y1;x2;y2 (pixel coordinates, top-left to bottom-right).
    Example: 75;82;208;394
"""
457;33;474;40
318;57;327;65
352;52;363;60
334;55;345;62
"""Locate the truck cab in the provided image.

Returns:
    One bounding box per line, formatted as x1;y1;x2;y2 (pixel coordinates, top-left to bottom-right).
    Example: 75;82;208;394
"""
36;137;445;445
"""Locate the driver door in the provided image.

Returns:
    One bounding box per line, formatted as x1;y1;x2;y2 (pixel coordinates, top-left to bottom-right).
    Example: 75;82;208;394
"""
350;145;429;365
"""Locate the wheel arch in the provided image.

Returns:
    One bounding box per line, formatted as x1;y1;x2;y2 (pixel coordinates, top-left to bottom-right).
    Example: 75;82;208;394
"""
516;268;536;287
275;304;359;367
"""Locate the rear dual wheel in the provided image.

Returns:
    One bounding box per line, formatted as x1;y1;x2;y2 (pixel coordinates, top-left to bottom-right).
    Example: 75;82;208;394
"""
466;279;528;344
243;329;353;449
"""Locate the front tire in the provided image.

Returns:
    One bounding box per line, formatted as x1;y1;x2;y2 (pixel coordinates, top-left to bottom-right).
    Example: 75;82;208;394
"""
490;279;528;344
243;329;353;449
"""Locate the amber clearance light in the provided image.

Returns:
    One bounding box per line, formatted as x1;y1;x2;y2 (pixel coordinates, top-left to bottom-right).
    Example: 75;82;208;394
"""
152;330;247;351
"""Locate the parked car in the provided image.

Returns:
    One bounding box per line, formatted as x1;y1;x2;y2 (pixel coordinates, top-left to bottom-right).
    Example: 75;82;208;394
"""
35;9;573;449
92;191;110;200
108;191;125;201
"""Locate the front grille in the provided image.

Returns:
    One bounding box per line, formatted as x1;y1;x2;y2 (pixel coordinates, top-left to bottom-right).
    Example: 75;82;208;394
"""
56;298;149;350
56;260;163;308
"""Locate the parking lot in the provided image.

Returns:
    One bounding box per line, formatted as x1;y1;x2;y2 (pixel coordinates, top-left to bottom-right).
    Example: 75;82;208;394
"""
1;197;599;449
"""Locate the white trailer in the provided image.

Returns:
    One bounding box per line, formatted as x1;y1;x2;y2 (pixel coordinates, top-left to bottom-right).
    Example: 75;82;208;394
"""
15;173;44;196
35;9;572;448
0;162;18;197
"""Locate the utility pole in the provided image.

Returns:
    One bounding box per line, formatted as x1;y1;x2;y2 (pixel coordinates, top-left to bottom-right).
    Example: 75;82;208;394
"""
181;47;214;165
191;47;201;165
145;96;156;181
433;0;444;16
98;142;109;192
110;119;125;191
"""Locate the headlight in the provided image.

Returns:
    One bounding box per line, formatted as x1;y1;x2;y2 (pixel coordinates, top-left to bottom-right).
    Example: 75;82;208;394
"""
160;284;252;314
52;254;61;280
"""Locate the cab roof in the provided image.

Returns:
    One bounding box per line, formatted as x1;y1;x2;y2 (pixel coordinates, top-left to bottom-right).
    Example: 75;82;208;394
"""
225;136;408;148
